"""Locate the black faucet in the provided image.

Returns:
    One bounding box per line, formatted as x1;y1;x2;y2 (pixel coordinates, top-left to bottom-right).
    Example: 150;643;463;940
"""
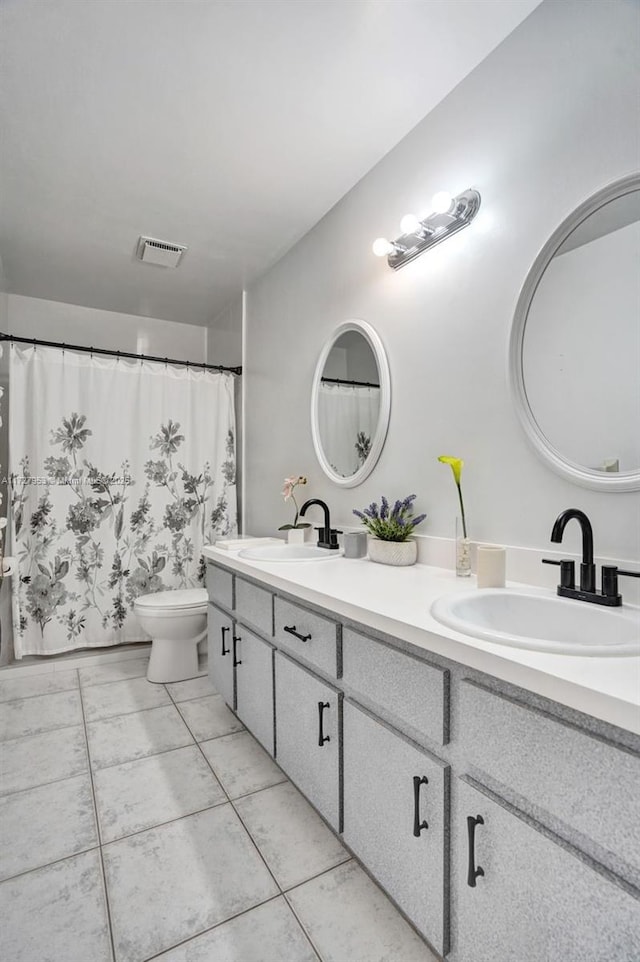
543;508;639;606
299;499;342;550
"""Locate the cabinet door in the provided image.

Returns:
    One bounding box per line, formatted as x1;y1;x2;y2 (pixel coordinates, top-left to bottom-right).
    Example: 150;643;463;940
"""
453;778;640;962
343;699;449;956
234;626;275;756
274;652;340;830
207;604;235;708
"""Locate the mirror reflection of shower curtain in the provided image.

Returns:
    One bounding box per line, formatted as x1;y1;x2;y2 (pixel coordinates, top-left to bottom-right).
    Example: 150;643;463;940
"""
9;345;237;657
318;383;380;478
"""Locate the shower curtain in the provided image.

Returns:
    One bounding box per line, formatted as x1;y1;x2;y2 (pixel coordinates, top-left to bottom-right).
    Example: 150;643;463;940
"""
9;345;237;657
317;383;380;477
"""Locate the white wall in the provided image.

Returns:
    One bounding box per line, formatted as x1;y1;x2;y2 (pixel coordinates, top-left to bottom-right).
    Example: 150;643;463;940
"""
207;296;243;368
5;294;208;362
244;0;640;565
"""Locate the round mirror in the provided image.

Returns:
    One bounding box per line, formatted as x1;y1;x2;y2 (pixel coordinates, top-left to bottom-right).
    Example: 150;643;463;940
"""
509;174;640;491
311;319;391;487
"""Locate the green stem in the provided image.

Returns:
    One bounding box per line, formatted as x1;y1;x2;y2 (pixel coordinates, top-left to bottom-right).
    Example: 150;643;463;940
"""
456;483;467;539
291;491;300;528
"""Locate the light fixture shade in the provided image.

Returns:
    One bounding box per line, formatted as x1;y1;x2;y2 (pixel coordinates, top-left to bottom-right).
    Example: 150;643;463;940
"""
372;237;393;257
400;214;421;234
431;191;454;214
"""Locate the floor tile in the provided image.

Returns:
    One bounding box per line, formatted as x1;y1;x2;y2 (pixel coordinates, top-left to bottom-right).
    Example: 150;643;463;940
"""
78;656;150;688
0;668;78;704
87;705;193;771
103;805;279;962
155;896;318;962
235;781;349;890
0;849;112;962
287;861;437;962
166;675;217;702
94;745;226;843
0;689;82;742
201;731;285;799
0;725;88;796
0;774;98;881
81;675;170;722
177;694;244;742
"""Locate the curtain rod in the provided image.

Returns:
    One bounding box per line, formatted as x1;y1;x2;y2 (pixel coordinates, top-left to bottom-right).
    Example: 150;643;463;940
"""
321;375;380;388
0;333;242;375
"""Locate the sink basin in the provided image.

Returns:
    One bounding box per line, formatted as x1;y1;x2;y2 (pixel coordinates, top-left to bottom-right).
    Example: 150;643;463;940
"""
238;544;341;563
430;587;639;656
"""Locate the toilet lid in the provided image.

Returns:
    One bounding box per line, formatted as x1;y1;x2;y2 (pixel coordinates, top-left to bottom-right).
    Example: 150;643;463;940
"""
135;588;208;610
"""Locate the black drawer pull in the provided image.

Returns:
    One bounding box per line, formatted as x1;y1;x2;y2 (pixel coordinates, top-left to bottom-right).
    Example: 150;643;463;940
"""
220;625;229;656
467;815;485;887
232;635;242;667
318;701;330;746
284;624;312;643
412;776;429;836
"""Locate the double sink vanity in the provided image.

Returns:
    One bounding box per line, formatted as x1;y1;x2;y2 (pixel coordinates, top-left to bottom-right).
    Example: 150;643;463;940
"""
202;542;640;962
201;173;640;960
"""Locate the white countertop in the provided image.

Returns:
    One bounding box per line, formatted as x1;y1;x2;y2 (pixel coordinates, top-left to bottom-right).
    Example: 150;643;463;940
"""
202;545;640;735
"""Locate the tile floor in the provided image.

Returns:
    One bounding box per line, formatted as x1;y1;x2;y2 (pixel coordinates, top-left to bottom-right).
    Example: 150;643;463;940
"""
0;655;438;962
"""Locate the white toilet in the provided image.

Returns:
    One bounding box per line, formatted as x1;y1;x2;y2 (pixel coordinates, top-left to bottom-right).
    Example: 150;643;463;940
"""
134;588;208;683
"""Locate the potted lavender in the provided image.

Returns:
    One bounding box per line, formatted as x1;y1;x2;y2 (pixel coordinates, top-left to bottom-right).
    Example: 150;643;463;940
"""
353;495;426;566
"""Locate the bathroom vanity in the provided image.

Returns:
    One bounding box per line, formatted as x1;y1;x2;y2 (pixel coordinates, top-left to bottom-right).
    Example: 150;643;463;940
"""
203;546;640;962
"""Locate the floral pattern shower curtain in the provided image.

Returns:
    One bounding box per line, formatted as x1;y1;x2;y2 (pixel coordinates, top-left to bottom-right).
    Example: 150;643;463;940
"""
9;345;237;657
317;383;380;478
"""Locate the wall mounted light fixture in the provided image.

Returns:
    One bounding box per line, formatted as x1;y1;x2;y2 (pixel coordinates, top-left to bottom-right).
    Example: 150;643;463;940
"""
372;188;481;270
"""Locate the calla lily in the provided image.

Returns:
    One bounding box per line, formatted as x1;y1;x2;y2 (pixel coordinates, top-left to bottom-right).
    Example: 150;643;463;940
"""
438;456;463;485
438;455;467;538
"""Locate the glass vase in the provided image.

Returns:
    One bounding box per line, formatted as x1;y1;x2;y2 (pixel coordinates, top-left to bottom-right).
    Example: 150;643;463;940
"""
456;516;471;577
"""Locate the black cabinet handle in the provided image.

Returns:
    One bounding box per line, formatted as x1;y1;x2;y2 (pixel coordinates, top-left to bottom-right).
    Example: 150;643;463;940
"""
232;635;242;667
412;776;429;836
467;815;485;887
220;625;229;656
284;624;312;643
318;701;330;746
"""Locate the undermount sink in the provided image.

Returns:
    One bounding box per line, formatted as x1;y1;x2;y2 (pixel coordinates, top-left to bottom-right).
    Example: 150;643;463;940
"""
430;587;640;656
238;544;341;563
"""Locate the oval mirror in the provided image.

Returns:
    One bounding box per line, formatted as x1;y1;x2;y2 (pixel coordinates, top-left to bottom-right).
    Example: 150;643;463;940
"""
311;319;391;487
509;174;640;491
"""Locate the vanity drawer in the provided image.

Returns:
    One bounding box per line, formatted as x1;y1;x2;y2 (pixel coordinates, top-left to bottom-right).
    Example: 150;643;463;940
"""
342;628;449;746
459;680;640;879
205;563;233;611
274;597;339;678
235;577;273;637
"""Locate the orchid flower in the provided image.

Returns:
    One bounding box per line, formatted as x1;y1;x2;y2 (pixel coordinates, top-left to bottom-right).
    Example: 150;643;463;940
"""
279;475;310;530
438;455;467;538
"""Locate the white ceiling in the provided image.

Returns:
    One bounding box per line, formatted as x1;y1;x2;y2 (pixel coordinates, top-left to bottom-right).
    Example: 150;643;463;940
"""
0;0;541;327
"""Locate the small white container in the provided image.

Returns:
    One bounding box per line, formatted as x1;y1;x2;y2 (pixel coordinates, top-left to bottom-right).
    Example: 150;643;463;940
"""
476;545;506;588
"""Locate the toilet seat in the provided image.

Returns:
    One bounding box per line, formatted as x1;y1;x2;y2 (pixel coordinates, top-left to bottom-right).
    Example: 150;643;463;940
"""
135;588;207;614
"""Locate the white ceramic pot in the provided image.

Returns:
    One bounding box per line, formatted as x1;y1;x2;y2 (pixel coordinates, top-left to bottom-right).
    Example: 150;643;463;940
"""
367;537;417;566
287;527;311;545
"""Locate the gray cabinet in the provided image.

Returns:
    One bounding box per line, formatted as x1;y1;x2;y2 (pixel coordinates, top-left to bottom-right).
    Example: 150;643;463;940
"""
459;679;640;880
234;626;275;756
342;699;450;956
274;597;339;677
274;651;341;830
452;777;640;962
207;603;235;708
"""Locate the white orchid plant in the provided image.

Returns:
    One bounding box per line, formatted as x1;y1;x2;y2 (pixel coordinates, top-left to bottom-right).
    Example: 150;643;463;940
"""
278;475;312;531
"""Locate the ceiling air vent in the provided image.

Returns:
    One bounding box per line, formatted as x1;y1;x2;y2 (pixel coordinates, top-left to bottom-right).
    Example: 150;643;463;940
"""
136;236;187;268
